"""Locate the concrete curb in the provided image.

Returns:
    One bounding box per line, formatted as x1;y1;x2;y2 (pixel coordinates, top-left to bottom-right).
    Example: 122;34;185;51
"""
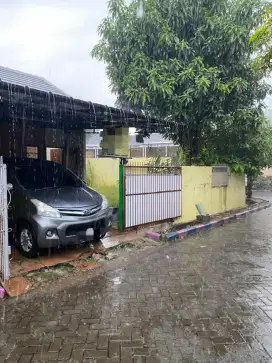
145;202;271;242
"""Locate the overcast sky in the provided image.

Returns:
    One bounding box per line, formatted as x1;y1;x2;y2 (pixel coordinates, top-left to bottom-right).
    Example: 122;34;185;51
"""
1;0;272;115
0;0;116;106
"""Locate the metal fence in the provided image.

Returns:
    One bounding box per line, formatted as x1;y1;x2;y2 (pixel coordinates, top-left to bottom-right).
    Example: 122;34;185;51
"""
119;163;182;229
86;145;180;159
0;156;10;281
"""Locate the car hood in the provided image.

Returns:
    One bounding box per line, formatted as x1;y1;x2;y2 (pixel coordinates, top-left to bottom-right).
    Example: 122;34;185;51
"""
27;186;102;209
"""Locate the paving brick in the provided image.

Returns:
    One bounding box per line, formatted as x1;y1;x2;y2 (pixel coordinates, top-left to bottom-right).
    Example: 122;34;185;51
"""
132;328;142;340
134;348;149;356
211;336;234;344
215;344;228;356
18;355;33;363
59;314;71;325
87;330;99;343
97;335;109;349
48;337;63;352
121;347;133;363
110;335;131;342
146;358;160;363
134;357;146;363
2;347;24;360
121;327;132;340
55;330;76;338
84;350;108;358
64;335;86;344
121;341;143;348
70;348;84;362
77;324;90;334
58;344;73;360
197;330;217;338
32;352;59;362
230;330;245;343
73;343;97;350
109;341;120;358
265;311;272;320
23;346;42;354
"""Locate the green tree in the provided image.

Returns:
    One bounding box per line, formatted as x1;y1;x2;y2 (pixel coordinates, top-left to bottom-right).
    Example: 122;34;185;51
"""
93;0;269;163
198;111;272;197
250;7;272;71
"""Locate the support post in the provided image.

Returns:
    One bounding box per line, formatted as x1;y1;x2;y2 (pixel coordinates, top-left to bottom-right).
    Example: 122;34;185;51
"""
118;162;124;231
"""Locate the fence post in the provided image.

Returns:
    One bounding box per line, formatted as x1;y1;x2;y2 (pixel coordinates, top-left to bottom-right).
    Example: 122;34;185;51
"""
118;162;124;231
0;158;10;281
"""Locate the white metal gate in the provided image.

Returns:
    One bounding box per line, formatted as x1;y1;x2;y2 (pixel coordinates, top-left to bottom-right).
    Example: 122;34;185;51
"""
0;156;10;281
123;164;182;228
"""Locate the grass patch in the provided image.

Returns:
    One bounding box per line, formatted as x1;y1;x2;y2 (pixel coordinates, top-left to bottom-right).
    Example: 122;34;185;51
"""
85;256;97;262
27;263;74;279
109;242;135;252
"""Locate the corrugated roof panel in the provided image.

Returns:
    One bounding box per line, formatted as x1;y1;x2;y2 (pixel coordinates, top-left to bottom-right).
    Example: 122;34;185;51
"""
0;65;68;97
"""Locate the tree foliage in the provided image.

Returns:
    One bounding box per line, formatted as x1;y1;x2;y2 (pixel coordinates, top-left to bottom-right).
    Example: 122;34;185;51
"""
250;6;272;71
197;112;272;174
93;0;271;173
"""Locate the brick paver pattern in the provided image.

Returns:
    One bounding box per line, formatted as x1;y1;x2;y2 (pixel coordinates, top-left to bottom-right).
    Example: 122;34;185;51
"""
1;200;272;362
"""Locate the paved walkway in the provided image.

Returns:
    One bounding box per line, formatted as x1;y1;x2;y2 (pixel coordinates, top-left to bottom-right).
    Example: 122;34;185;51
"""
1;194;272;362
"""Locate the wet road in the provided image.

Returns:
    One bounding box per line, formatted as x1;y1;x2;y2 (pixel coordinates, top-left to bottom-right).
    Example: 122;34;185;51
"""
1;193;272;363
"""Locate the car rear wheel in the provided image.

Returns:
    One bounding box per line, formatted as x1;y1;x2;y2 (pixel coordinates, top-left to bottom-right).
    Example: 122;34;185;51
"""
18;223;39;258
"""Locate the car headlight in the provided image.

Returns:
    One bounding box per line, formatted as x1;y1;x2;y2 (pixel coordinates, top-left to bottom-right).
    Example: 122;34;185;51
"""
101;195;109;210
31;199;61;218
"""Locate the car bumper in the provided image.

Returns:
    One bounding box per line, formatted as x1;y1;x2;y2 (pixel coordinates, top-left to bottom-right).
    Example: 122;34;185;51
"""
30;208;113;248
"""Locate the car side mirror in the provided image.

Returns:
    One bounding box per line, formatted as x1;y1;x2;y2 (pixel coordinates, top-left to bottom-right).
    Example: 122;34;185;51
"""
7;183;13;191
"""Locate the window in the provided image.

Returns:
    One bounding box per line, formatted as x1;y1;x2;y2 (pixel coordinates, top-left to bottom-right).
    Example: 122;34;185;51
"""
26;146;38;159
212;165;229;187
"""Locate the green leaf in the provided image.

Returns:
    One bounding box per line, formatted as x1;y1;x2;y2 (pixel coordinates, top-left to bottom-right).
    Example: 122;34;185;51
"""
92;0;271;170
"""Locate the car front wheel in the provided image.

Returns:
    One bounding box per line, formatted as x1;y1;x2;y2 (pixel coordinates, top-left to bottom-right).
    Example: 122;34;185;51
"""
94;229;106;242
18;223;39;258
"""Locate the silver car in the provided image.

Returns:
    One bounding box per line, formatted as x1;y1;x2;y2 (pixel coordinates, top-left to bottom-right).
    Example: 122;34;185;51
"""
5;158;112;257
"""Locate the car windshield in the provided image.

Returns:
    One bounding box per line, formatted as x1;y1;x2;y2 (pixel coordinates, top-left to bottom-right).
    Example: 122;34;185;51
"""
15;163;83;190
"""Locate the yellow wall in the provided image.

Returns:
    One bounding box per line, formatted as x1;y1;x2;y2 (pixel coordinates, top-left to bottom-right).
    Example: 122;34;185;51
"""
180;166;246;223
85;160;245;221
86;158;119;207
